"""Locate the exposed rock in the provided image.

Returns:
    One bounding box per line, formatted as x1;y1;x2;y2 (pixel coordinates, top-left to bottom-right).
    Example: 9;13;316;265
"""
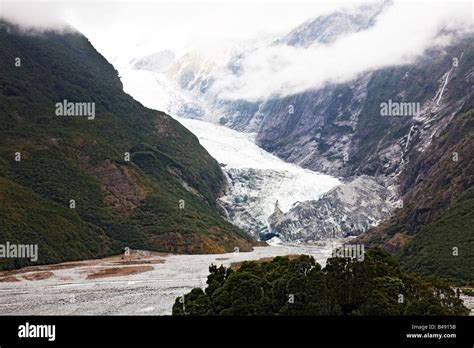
0;276;20;282
166;166;202;197
154;115;174;136
82;159;147;214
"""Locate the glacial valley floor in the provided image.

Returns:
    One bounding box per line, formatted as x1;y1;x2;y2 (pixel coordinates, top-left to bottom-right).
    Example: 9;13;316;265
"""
0;242;341;315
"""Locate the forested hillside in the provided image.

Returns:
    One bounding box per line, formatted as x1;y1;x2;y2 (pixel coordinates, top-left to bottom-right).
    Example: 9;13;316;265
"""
0;21;255;270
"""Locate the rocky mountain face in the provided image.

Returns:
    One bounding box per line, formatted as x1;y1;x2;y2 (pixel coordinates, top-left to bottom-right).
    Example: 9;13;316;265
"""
0;21;256;270
135;4;400;243
357;105;473;283
257;39;473;177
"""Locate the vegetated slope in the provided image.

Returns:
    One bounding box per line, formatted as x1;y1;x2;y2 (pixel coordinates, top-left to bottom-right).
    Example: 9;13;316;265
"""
358;107;474;283
0;21;254;270
172;249;469;315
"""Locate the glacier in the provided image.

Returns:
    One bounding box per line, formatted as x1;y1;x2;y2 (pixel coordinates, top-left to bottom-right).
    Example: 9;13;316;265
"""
120;61;396;242
177;117;341;237
120;67;341;238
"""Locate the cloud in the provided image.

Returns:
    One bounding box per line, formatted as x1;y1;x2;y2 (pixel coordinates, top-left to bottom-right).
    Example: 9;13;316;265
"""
211;1;473;101
1;0;471;101
0;0;347;61
0;1;74;32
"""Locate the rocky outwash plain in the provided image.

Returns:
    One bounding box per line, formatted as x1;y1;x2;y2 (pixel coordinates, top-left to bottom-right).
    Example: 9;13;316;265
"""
0;243;340;315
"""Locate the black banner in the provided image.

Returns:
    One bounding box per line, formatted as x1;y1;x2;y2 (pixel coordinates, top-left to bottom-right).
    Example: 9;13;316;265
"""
0;316;473;347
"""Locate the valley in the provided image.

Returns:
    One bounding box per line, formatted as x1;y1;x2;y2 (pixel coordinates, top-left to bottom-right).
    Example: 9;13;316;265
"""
115;3;473;283
121;67;398;242
0;0;472;319
0;242;340;315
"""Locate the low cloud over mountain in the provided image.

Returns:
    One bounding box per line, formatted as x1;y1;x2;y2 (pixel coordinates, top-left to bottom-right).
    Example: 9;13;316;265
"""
211;1;473;101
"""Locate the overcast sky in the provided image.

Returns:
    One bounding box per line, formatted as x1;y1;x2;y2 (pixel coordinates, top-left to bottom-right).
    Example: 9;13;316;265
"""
0;0;353;59
1;0;473;101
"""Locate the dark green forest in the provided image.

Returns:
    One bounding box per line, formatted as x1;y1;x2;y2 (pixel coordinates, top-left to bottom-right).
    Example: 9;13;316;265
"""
173;248;469;315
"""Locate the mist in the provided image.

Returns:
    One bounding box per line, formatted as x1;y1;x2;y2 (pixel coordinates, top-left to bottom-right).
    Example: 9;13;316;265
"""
211;1;473;101
1;0;472;102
